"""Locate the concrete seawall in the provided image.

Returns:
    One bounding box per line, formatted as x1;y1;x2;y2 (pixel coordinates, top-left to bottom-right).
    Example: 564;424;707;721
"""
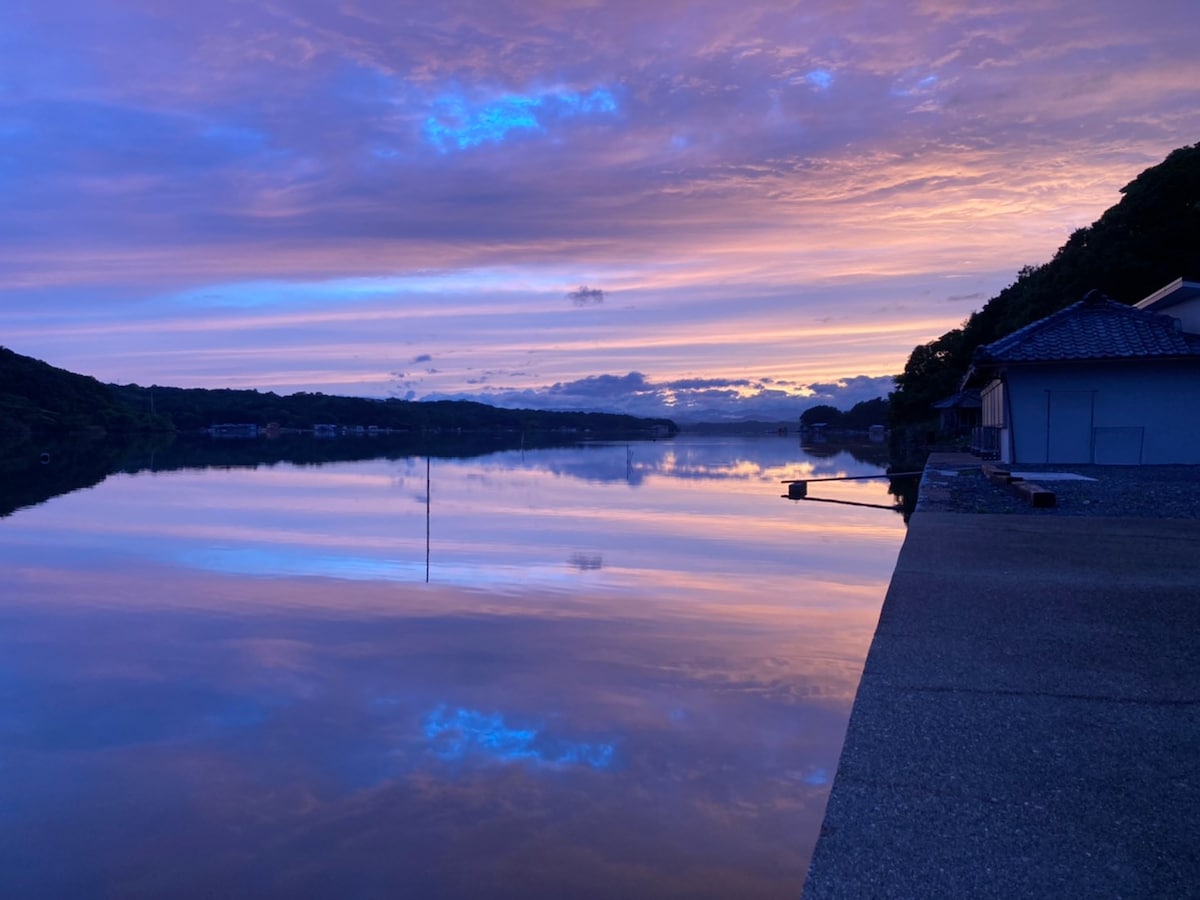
802;457;1200;898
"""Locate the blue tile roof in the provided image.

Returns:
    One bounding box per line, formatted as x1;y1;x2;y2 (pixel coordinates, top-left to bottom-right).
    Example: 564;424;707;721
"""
974;291;1200;364
931;389;982;409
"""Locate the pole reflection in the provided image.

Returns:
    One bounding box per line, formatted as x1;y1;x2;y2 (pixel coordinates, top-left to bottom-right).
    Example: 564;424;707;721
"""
0;436;905;899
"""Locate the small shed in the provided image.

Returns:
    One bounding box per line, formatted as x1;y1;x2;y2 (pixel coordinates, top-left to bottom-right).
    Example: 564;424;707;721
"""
963;283;1200;464
930;389;982;436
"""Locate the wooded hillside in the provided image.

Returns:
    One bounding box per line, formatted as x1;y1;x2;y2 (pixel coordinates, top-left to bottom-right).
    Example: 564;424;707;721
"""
891;142;1200;426
0;347;678;437
0;347;167;436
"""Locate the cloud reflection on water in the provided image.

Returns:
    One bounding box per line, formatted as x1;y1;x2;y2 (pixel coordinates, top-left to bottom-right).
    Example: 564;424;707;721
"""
423;705;616;769
0;437;904;898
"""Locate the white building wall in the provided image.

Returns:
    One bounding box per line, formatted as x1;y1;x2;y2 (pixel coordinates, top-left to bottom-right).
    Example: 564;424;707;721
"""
1168;307;1200;334
1005;361;1200;464
1136;281;1200;333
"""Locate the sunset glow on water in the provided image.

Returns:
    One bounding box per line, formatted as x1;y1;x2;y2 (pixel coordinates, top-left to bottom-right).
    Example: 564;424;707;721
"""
0;436;905;898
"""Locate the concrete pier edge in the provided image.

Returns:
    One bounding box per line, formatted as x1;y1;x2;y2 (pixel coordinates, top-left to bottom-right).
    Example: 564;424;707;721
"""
801;453;1200;899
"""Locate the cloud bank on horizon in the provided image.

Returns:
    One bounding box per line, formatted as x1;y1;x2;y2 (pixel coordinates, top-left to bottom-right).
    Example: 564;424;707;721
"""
2;0;1198;420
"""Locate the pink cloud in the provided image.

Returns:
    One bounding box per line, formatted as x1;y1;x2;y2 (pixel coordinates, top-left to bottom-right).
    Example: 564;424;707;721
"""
1;0;1198;415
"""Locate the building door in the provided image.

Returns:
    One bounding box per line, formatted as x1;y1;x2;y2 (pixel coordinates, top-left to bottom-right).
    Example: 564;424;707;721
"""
1045;390;1094;463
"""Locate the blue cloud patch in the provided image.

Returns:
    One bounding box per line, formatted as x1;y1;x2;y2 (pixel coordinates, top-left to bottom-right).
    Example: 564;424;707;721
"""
423;705;614;769
423;86;618;152
805;69;834;91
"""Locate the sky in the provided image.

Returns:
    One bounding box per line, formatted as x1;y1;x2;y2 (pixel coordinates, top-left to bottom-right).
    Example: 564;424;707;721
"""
2;1;1199;421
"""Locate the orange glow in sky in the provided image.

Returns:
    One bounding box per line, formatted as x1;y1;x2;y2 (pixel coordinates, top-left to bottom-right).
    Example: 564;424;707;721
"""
2;1;1198;419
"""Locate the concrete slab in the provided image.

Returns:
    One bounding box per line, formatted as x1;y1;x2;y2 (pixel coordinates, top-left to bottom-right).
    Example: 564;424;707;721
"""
803;511;1200;899
1011;471;1098;481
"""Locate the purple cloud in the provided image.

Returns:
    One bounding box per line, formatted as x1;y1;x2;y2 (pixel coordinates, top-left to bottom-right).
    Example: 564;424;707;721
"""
422;371;894;422
567;286;606;306
0;0;1197;417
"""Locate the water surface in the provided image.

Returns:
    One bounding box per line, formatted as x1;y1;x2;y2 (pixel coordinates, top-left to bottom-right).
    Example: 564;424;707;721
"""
0;436;906;899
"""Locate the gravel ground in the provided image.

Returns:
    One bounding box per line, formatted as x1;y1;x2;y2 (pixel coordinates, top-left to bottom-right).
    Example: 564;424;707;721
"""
919;462;1200;518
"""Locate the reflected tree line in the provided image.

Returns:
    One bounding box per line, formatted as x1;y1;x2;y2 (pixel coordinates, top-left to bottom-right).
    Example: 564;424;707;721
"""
0;431;920;520
0;431;592;519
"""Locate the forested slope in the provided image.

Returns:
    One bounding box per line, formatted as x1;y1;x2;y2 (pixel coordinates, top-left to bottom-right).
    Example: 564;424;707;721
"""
0;346;677;437
891;142;1200;426
0;346;166;435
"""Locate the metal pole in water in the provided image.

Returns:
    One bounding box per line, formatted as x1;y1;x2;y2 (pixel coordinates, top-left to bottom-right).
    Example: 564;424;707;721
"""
425;456;431;584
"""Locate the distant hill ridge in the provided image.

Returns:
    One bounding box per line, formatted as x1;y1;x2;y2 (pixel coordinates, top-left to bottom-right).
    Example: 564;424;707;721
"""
0;346;678;438
891;141;1200;426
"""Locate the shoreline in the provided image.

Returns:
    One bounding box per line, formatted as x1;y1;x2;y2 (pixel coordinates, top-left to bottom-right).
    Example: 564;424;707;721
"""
802;453;1200;898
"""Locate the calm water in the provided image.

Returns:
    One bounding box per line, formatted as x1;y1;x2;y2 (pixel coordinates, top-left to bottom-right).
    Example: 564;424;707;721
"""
0;435;906;899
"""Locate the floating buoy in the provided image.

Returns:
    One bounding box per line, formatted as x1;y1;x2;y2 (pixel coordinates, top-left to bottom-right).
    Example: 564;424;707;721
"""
39;452;51;465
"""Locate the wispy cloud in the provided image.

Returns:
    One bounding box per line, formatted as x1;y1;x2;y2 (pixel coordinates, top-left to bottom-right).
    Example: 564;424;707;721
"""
1;0;1198;416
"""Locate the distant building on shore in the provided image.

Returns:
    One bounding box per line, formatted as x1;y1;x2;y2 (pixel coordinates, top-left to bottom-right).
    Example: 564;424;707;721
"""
208;423;259;438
